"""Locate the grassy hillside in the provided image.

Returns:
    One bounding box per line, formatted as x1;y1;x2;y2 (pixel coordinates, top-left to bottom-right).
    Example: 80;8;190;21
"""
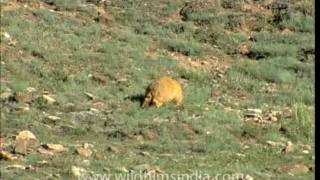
0;0;314;179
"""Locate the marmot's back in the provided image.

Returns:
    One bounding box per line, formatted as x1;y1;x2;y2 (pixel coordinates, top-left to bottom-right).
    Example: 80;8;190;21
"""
143;76;183;108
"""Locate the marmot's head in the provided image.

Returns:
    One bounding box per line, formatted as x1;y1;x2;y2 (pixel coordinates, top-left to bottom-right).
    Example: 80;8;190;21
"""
142;93;152;108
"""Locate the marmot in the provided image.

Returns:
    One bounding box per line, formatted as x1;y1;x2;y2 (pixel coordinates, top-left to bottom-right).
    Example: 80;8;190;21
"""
142;76;183;108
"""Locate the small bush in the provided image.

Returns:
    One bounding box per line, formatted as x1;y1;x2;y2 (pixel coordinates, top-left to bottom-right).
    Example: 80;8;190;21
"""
281;103;314;141
162;39;205;56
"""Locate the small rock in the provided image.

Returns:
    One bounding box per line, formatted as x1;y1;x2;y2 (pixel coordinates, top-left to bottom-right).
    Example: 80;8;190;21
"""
302;150;310;154
246;108;262;114
244;174;254;180
5;164;26;170
266;140;284;147
83;143;94;149
85;92;95;100
15;105;30;113
36;160;49;166
139;151;151;157
42;95;56;104
82;160;91;167
281;28;292;35
116;166;129;173
282;141;294;153
268;115;278;122
117;78;127;82
76;147;92;158
107;145;119;153
0;92;12;100
26;87;36;93
46;115;61;121
236;153;246;157
3;32;11;39
66;103;75;107
71;166;87;177
0;150;18;161
89;108;99;112
43;144;67;153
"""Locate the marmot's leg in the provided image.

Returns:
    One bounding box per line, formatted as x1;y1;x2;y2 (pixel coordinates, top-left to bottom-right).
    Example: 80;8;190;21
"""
173;94;182;106
153;99;163;108
142;94;152;107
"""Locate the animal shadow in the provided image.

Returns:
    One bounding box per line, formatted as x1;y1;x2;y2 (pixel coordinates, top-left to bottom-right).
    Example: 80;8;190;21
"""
124;94;145;106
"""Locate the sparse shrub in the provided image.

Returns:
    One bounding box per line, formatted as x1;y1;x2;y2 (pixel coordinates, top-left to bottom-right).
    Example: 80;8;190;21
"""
281;103;314;141
162;39;205;56
281;12;314;32
293;0;314;16
42;0;85;11
271;0;290;26
179;0;220;23
225;14;243;31
221;0;241;9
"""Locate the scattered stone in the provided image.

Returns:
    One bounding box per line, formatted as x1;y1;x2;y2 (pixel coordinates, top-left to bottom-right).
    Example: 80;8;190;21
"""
236;153;246;157
85;92;95;100
117;77;127;82
26;87;36;93
107;145;119;153
281;28;292;35
139;151;151;157
89;108;99;112
3;32;11;39
244;108;285;124
245;108;262;115
261;83;277;93
0;150;18;161
302;150;309;154
46;115;61;121
266;140;285;147
43;144;67;153
82;159;91;167
244;174;254;180
15;105;30;113
5;164;26;170
83;143;94;149
71;166;87;177
0;91;12;100
76;147;93;158
36;160;49;166
282;141;294;153
42;95;56;104
116;166;129;173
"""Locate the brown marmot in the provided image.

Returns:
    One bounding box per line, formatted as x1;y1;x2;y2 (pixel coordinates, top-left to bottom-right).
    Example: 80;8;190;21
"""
142;76;183;108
